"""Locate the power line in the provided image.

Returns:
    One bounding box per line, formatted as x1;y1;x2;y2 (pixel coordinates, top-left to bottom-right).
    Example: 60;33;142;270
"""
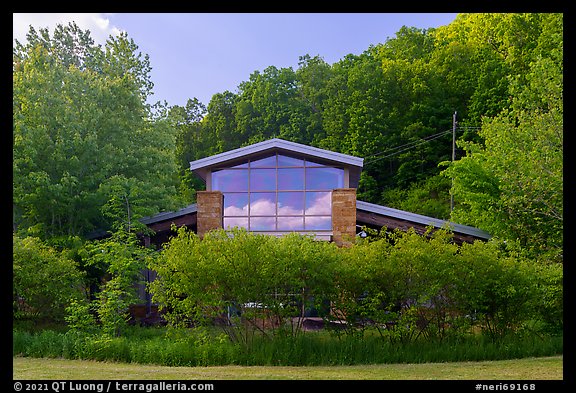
364;129;453;160
363;123;480;166
364;129;452;165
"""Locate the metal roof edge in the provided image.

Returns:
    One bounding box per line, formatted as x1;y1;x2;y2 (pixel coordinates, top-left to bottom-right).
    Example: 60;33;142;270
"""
135;200;492;240
139;204;198;225
272;138;364;167
356;200;491;240
190;138;364;171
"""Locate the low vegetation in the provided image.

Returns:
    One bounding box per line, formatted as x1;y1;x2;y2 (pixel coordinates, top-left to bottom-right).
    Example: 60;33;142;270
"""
14;228;563;368
13;325;562;367
148;227;562;345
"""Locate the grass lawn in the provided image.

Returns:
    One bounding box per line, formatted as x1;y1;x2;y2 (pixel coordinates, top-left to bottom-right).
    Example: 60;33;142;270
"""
13;355;563;380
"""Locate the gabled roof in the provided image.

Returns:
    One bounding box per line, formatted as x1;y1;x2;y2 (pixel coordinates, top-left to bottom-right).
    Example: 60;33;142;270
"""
190;138;364;187
356;200;491;240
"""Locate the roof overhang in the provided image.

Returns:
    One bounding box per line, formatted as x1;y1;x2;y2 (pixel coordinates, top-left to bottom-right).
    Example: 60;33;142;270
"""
356;200;491;240
190;138;364;187
140;204;198;225
136;201;490;243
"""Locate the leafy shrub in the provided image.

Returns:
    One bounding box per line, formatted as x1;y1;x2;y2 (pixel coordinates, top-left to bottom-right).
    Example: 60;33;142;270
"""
13;235;85;323
70;229;155;337
148;226;562;347
149;227;341;346
529;261;563;333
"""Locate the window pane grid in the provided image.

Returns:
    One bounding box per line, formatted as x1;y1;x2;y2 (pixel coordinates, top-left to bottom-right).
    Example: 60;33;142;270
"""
216;153;343;232
214;154;337;170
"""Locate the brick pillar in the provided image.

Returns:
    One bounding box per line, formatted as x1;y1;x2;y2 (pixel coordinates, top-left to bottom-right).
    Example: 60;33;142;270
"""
332;188;356;247
196;191;223;238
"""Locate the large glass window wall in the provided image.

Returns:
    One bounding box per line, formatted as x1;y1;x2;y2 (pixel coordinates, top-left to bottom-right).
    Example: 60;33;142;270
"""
211;153;344;232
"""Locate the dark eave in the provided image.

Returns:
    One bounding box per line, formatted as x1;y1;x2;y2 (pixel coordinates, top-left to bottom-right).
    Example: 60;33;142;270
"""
356;200;491;241
136;200;490;244
140;204;197;225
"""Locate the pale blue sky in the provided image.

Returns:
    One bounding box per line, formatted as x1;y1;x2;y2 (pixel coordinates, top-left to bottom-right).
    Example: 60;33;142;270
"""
13;13;458;107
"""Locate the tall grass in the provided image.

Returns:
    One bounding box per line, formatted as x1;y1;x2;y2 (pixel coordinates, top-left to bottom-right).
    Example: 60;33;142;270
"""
13;328;239;366
236;333;563;366
13;327;562;367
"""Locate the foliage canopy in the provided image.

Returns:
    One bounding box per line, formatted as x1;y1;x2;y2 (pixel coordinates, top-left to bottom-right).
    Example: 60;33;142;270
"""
13;22;181;240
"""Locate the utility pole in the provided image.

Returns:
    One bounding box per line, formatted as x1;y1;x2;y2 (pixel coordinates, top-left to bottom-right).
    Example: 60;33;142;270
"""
450;111;457;213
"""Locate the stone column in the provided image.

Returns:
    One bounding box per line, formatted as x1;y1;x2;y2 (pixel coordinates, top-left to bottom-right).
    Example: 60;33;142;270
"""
196;191;223;238
332;188;356;247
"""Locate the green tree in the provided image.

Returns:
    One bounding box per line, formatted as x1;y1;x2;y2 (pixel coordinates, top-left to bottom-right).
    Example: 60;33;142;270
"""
451;240;541;340
318;54;355;154
381;174;452;219
443;52;563;262
295;54;332;145
235;65;316;146
169;98;208;203
13;22;180;239
431;13;552;128
321;27;461;202
202;91;239;153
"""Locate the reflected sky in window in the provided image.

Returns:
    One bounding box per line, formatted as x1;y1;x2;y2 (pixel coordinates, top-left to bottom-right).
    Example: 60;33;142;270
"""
213;153;343;232
250;216;276;231
224;217;248;230
277;216;304;231
305;192;332;215
278;168;304;190
213;169;248;192
250;193;276;216
278;192;304;215
305;216;332;230
223;193;249;216
250;155;277;167
278;155;304;167
306;167;343;190
251;169;276;191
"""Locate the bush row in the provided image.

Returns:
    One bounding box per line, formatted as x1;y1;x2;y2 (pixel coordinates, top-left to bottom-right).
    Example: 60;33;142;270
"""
149;227;563;344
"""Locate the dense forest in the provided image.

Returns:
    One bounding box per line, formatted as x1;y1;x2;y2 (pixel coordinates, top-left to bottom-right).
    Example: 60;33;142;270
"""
13;13;563;263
